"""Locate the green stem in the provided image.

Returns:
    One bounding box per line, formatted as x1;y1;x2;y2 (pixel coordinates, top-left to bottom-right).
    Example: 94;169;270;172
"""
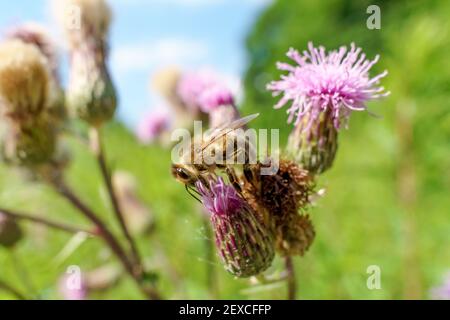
285;256;297;300
49;177;161;300
90;127;143;272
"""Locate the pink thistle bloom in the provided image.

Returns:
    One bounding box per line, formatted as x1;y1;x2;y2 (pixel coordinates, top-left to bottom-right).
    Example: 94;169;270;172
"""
267;42;389;130
136;109;171;144
198;84;235;113
196;178;245;217
177;70;234;113
196;178;275;277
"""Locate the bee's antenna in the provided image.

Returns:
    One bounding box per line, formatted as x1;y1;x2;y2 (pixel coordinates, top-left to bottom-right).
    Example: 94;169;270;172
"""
185;184;202;203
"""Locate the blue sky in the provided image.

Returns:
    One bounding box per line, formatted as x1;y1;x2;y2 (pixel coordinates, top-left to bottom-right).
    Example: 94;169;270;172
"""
0;0;271;127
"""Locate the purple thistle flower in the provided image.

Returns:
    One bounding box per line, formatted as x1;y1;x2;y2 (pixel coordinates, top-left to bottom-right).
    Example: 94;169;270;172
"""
196;178;275;278
267;42;389;130
177;70;235;113
198;84;235;113
196;178;244;217
136;109;171;144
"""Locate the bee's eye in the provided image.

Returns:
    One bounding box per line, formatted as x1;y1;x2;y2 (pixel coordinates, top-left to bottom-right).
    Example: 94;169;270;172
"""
177;168;190;180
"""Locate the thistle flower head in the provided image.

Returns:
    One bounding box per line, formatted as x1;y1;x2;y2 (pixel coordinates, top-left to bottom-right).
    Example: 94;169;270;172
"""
6;22;59;80
53;0;112;49
0;212;23;248
197;177;245;218
152;67;181;99
177;70;235;113
0;40;50;123
267;42;389;129
136;109;171;144
198;84;235;112
197;178;275;278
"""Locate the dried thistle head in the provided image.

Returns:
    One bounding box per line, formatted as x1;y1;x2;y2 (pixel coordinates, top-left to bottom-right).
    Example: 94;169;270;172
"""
6;22;60;80
6;23;67;127
275;214;315;256
53;0;112;50
197;178;275;278
0;40;51;125
258;159;314;224
152;67;181;101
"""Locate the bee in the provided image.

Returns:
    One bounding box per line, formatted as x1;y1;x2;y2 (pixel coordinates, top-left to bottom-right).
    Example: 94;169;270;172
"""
171;113;261;200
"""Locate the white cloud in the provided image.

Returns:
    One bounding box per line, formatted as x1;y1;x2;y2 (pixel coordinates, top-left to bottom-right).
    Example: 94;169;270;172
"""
112;38;210;72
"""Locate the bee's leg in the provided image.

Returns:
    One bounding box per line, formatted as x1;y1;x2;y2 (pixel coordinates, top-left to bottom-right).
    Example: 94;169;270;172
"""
225;166;243;195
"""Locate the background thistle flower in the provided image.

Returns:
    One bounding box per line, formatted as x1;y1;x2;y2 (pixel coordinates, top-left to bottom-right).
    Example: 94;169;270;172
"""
6;22;67;128
56;0;117;126
0;40;51;126
268;43;389;174
197;178;275;278
0;212;23;248
0;40;57;167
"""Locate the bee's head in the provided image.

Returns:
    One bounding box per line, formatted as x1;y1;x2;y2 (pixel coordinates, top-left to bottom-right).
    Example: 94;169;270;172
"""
171;164;196;185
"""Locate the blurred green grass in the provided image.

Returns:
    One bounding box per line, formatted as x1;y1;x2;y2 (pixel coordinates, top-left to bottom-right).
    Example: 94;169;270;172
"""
1;0;450;299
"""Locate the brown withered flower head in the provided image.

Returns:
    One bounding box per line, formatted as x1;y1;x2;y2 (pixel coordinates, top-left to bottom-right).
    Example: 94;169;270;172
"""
257;159;314;224
6;22;66;127
0;40;57;167
241;158;316;256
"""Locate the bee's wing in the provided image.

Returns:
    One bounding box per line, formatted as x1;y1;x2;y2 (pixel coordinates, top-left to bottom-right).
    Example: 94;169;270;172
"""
201;113;259;152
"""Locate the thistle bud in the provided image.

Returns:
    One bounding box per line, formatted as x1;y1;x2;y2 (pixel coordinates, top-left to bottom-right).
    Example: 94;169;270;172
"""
0;212;23;248
55;0;117;126
275;214;315;257
197;178;275;278
286;110;338;175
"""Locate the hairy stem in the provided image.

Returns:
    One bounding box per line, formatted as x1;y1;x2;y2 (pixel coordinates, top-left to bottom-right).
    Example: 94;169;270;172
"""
49;178;161;300
0;208;95;235
90;127;143;272
285;256;297;300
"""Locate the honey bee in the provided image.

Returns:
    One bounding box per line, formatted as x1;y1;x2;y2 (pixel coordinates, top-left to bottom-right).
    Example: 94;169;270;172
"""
171;113;261;200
